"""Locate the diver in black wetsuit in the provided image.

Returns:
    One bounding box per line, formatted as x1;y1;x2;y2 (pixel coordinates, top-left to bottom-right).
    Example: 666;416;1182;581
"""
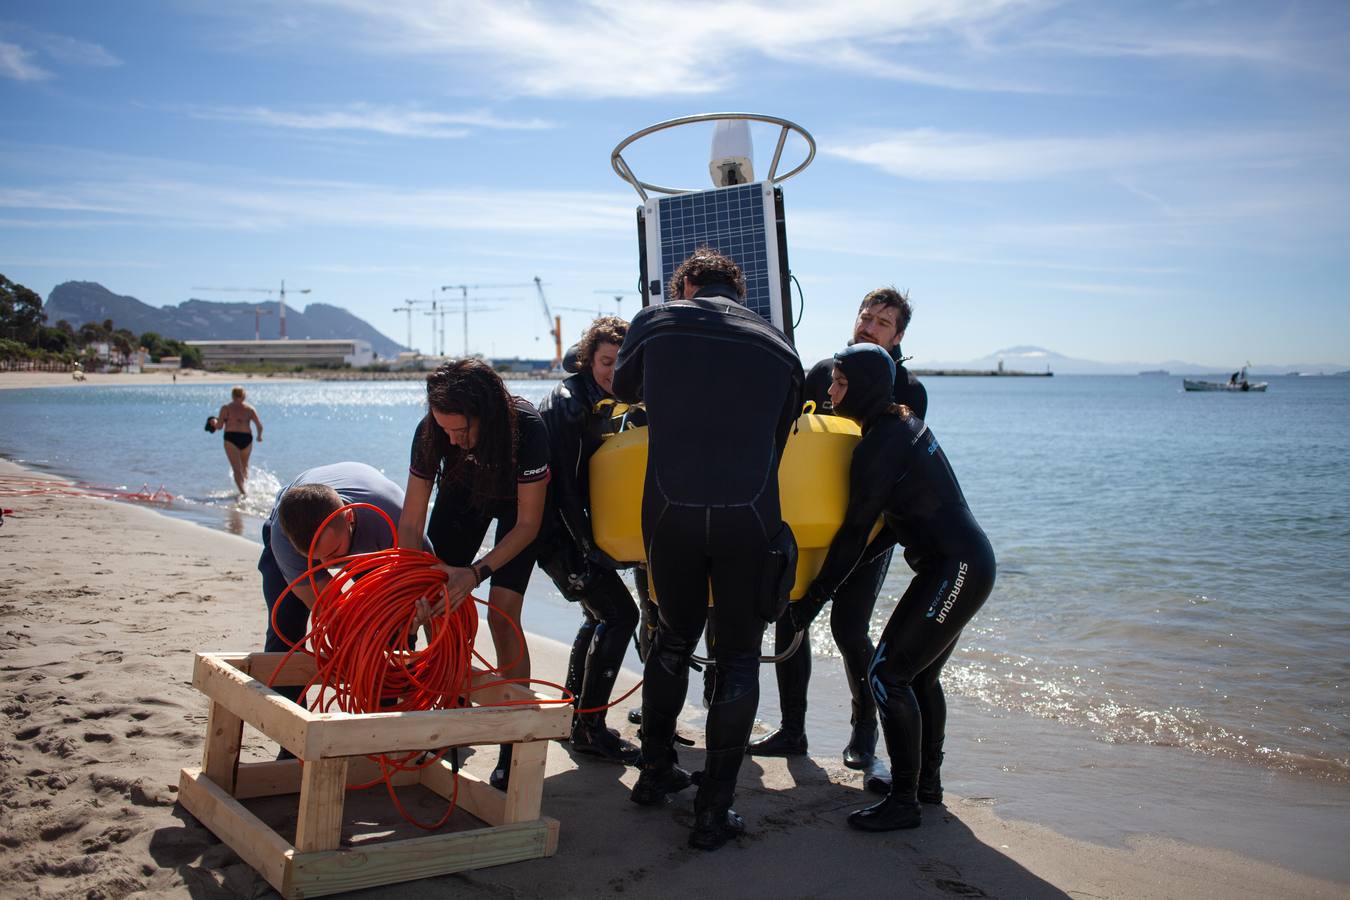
613;248;803;851
791;343;994;831
538;316;642;765
752;287;927;771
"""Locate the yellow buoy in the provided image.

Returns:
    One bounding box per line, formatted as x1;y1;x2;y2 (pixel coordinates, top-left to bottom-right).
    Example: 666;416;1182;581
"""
589;408;875;599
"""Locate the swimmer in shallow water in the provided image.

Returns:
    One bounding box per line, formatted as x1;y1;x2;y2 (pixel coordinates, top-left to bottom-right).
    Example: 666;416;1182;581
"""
218;386;263;494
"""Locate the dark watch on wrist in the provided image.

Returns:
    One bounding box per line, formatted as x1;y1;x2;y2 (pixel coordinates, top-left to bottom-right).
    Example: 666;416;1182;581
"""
472;560;493;586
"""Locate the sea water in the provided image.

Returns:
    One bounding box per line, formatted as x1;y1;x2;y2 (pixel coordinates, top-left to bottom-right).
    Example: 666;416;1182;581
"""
2;375;1348;790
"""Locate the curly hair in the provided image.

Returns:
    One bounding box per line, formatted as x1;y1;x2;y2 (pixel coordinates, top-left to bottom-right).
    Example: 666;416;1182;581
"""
667;246;746;300
859;286;913;335
418;358;518;510
574;315;628;371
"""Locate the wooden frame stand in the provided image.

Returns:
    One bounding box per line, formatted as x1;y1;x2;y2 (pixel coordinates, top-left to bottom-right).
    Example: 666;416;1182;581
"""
178;651;571;898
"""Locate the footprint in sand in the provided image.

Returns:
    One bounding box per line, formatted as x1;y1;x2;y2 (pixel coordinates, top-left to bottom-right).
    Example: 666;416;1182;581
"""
88;772;177;807
79;824;137;854
38;810;91;841
82;732;114;744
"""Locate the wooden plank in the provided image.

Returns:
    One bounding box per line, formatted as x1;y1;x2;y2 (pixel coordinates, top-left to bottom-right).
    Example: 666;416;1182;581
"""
501;739;547;824
469;668;564;705
244;651;319;688
419;762;506;827
193;653;317;759
287;819;557;898
294;758;349;853
310;704;570;758
178;767;292;895
233;756;418;801
201;700;244;793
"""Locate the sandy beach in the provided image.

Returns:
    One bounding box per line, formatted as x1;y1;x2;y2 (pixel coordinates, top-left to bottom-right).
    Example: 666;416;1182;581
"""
0;371;299;390
0;456;1344;899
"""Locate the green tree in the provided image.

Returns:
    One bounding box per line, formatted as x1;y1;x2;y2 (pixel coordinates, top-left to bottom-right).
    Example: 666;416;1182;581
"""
78;321;108;346
140;330;166;360
37;326;74;355
0;274;46;345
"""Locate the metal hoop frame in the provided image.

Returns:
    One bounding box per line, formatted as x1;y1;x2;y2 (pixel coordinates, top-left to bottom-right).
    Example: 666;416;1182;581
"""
611;112;816;201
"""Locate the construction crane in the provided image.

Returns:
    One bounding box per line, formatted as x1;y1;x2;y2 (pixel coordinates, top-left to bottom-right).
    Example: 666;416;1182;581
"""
534;276;563;371
423;302;503;357
593;289;638;315
440;282;534;357
190;280;312;339
390;299;431;354
250;306;274;342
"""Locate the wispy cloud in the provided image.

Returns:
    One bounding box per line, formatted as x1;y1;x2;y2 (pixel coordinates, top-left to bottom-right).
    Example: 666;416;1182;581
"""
0;150;633;234
30;32;122;68
0;28;120;81
296;0;1042;98
0;40;50;81
183;103;553;138
825;127;1315;182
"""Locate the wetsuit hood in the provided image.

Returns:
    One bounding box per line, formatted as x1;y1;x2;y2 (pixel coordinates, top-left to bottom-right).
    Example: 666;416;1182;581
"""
832;343;895;426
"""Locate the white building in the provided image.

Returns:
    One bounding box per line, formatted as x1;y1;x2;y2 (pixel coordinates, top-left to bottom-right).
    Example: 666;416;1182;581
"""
186;339;374;369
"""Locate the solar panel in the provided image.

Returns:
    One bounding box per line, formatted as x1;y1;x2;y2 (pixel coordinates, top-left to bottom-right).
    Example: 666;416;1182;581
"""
637;181;794;344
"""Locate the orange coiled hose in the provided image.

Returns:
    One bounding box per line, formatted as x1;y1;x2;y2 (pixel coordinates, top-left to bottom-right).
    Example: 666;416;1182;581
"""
266;502;579;829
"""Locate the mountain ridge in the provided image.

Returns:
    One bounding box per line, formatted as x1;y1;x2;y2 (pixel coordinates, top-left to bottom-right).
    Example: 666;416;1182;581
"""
914;345;1348;376
42;281;404;358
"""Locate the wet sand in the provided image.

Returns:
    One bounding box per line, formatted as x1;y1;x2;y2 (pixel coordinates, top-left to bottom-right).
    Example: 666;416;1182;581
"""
0;456;1344;898
0;370;299;390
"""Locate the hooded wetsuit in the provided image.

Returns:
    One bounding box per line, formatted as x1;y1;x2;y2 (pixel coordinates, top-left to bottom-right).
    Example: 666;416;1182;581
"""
537;370;639;715
612;286;802;803
766;345;928;746
802;344;994;779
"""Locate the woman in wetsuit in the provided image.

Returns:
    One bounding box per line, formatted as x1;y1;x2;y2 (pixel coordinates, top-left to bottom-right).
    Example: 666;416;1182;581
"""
792;343;995;831
397;359;550;789
217;386;263;494
538;316;641;764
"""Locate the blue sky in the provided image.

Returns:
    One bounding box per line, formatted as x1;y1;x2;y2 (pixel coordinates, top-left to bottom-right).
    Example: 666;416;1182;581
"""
2;0;1347;368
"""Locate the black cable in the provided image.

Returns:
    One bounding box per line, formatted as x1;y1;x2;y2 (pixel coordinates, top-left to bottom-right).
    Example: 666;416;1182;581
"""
790;272;805;330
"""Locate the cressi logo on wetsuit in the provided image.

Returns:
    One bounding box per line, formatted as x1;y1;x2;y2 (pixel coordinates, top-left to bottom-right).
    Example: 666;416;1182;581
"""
925;561;969;623
926;436;939;456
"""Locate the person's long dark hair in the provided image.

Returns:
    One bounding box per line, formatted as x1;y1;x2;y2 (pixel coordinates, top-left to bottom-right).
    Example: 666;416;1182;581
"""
419;358;518;510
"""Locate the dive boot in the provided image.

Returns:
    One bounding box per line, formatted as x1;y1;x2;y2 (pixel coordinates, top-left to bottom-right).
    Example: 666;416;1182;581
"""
842;717;878;770
629;764;693;806
917;739;944;804
746;726;807;757
848;792;923;831
688;772;744;851
570;716;641;765
488;744;512;791
865;761;891;796
689;807;745;851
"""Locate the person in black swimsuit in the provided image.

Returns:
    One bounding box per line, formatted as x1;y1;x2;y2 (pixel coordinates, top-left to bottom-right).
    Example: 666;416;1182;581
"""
218;386;263;494
397;359;550;790
752;287;927;770
538;316;642;765
613;247;802;851
792;343;994;831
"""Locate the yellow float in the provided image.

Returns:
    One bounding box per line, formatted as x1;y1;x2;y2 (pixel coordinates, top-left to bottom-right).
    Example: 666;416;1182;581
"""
589;405;875;599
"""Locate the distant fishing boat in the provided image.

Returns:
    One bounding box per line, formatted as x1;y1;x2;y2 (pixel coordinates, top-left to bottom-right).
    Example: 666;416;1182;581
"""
1184;363;1267;392
1183;378;1268;392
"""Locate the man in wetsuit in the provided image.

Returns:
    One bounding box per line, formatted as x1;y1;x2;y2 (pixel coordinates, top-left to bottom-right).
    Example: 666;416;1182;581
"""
613;248;803;851
751;287;927;771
